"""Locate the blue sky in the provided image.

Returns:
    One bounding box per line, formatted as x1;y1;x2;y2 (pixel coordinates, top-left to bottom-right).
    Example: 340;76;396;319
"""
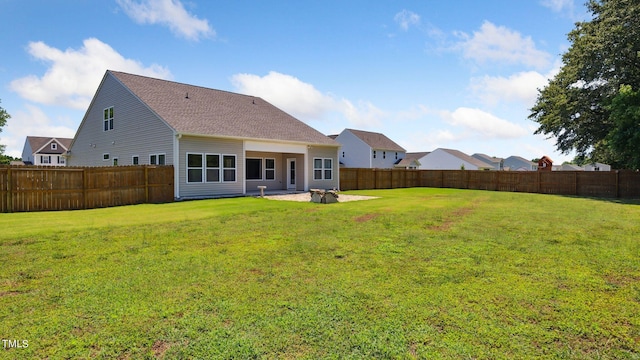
0;0;587;162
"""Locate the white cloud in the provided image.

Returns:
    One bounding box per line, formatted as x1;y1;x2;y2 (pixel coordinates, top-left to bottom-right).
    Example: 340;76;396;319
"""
394;10;420;31
440;107;528;139
340;99;385;128
9;38;171;109
402;129;466;153
469;71;550;107
469;61;561;107
117;0;214;41
0;104;77;157
454;21;551;69
230;71;383;128
540;0;575;13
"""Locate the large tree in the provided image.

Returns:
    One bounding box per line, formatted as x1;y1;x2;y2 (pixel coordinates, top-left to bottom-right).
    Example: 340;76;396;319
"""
529;0;640;169
0;99;10;156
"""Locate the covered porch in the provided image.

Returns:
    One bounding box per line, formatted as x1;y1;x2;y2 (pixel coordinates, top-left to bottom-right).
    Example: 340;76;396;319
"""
243;140;308;194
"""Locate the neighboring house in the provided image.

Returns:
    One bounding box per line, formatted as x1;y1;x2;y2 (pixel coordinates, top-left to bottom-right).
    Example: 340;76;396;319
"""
503;156;537;171
396;152;429;169
584;162;611;171
420;148;494;170
557;163;584;171
332;128;406;168
21;136;73;166
472;153;504;170
68;70;340;199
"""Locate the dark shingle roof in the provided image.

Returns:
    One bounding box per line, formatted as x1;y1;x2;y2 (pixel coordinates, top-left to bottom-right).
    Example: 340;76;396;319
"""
109;71;338;146
345;129;405;152
27;136;73;154
405;152;430;160
440;148;494;169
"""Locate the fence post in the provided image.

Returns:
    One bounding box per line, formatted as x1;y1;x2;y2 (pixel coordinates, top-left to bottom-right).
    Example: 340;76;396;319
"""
7;166;12;213
145;166;149;203
82;168;88;210
615;170;620;198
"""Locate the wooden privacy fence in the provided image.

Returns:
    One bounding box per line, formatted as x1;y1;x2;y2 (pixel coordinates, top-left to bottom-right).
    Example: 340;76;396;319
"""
340;168;640;199
0;165;174;212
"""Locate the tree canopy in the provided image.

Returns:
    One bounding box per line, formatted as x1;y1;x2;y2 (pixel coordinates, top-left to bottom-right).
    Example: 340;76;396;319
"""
529;0;640;169
0;99;10;156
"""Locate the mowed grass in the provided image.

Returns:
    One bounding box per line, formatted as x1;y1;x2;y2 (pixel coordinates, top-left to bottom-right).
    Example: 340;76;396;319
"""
1;188;639;359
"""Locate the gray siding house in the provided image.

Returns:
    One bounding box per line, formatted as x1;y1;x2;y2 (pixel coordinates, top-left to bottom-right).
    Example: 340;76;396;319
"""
472;153;504;171
503;156;537;171
333;128;406;168
420;148;495;170
68;70;340;199
21;136;73;166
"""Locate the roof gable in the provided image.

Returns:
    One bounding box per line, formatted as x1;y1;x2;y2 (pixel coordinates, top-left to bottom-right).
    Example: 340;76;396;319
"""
439;148;494;168
27;136;73;154
343;129;405;152
108;71;338;146
472;153;503;163
506;155;534;165
405;152;430;161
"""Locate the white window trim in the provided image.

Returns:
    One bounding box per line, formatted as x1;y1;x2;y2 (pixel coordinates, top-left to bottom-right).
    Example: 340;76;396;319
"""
265;158;276;180
132;155;139;165
103;106;114;132
149;153;166;165
313;157;333;181
186;152;204;183
186;153;236;183
222;154;237;183
51;143;57;150
205;153;221;183
103;153;110;161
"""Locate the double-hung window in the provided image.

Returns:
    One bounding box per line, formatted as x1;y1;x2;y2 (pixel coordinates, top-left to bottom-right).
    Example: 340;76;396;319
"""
265;158;275;180
313;158;333;180
187;153;203;183
187;153;235;183
150;154;165;165
206;154;220;182
103;107;114;131
223;155;236;182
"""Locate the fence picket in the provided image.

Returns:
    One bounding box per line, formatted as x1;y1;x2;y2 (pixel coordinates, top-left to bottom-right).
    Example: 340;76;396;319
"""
0;165;174;213
339;168;639;199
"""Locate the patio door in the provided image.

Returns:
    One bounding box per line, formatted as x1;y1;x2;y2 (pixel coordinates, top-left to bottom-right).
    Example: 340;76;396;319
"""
287;158;296;190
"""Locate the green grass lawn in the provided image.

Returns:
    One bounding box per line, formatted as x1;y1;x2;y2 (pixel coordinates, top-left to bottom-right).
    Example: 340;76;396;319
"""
1;188;639;359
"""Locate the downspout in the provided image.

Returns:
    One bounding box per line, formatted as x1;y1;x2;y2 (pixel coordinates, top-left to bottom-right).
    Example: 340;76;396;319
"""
174;133;181;199
304;145;309;191
242;141;246;194
336;146;340;190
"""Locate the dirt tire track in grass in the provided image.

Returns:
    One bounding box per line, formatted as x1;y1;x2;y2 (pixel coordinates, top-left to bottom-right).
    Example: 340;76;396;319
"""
354;213;380;223
152;340;171;358
428;197;487;231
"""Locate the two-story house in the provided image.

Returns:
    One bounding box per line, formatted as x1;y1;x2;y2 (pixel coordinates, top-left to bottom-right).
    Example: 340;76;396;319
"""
68;70;340;199
420;148;495;170
21;136;72;166
503;156;537;171
332;128;406;168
